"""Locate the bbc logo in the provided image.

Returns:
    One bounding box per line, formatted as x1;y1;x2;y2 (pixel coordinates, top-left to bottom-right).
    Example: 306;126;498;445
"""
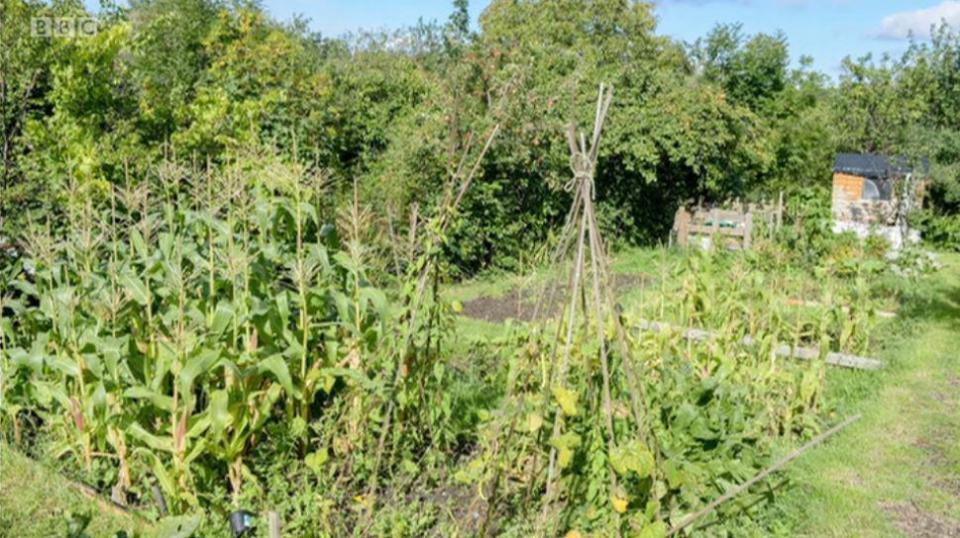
31;17;99;38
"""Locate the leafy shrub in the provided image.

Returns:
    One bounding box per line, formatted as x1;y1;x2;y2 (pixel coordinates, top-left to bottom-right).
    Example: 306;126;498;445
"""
913;210;960;252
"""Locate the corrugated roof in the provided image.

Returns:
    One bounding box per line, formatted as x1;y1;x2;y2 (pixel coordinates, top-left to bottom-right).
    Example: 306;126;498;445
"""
833;153;929;178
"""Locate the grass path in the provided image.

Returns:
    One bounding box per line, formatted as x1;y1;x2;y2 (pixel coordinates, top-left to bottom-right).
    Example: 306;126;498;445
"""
762;259;960;537
0;445;149;537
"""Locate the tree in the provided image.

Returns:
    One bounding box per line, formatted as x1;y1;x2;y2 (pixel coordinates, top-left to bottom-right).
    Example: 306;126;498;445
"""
0;0;60;232
691;24;789;111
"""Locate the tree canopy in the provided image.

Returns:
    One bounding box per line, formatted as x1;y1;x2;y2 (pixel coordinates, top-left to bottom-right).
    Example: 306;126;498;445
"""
3;0;960;268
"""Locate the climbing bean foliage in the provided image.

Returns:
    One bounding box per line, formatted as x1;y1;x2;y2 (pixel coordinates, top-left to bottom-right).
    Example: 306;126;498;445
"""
451;244;895;536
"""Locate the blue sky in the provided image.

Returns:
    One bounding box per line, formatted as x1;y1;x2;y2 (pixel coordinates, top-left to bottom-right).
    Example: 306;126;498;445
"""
89;0;960;75
251;0;960;74
653;0;959;74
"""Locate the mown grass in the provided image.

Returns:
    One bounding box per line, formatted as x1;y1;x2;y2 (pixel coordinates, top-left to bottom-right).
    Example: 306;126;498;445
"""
0;444;149;537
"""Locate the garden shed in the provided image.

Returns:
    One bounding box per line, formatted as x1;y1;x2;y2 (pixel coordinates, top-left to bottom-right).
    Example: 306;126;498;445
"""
831;153;928;248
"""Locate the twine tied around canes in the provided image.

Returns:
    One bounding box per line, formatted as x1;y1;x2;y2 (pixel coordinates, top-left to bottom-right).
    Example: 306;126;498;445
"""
565;152;595;195
563;83;612;198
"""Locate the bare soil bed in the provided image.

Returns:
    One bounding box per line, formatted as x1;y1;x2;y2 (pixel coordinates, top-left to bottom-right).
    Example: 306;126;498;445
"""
461;273;650;323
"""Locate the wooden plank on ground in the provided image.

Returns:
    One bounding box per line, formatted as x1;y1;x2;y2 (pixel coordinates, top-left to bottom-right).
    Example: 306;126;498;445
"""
636;320;883;370
688;225;746;236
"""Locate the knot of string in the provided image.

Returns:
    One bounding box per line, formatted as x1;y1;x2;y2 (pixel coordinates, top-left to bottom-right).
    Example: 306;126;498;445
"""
565;154;594;194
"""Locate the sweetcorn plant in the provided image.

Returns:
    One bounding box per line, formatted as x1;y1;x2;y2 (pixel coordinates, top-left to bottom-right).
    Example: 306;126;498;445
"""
0;151;412;513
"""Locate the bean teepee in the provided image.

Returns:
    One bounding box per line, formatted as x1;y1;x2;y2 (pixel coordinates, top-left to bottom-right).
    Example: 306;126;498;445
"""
537;84;653;526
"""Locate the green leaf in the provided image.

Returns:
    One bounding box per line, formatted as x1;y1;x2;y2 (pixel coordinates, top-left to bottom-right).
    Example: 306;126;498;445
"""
9;347;42;372
209;302;235;336
148;454;177;500
359;287;388;318
609;439;655;478
185;438;209;465
82;352;103;379
662;460;686;489
46;356;81;377
153;514;202;538
120;272;149;305
551;385;579;416
550;432;581;469
258;355;295;396
208;389;231;440
689;416;717;441
290;416;307;438
186;416;211;439
129;228;148;259
305;449;328;475
128;423;173;453
180;349;220;394
638;521;668;538
330;290;351;322
800;369;819;404
318;367;378;391
526;412;544;432
124;387;174;410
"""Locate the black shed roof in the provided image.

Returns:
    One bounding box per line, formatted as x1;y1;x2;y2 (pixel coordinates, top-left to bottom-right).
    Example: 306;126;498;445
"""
833;153;929;179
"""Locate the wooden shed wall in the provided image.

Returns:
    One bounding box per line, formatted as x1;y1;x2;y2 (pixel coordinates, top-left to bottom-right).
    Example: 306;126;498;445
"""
833;173;864;203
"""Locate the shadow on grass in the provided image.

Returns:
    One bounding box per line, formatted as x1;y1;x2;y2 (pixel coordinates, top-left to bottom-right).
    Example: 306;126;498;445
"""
895;276;960;329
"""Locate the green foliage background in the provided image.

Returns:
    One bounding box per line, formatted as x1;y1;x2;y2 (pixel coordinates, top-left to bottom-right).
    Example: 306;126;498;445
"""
5;0;959;270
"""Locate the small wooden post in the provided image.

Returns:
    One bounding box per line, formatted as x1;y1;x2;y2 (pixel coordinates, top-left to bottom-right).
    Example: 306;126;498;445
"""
776;191;784;230
150;481;168;516
676;207;690;247
267;511;281;538
743;211;753;250
710;208;719;248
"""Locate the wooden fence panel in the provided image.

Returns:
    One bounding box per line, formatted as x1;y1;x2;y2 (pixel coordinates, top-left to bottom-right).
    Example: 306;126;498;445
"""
672;195;781;251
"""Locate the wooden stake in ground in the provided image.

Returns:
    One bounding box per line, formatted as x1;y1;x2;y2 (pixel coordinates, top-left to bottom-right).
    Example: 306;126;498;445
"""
267;511;281;538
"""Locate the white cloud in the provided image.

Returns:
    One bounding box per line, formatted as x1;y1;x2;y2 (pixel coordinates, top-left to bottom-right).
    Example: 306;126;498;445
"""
877;1;960;40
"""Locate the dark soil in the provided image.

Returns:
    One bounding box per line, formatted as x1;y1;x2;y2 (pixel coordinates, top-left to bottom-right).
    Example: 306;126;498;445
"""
461;273;651;323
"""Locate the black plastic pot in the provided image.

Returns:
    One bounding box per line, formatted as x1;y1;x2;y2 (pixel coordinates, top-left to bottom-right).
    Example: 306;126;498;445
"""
228;510;256;537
